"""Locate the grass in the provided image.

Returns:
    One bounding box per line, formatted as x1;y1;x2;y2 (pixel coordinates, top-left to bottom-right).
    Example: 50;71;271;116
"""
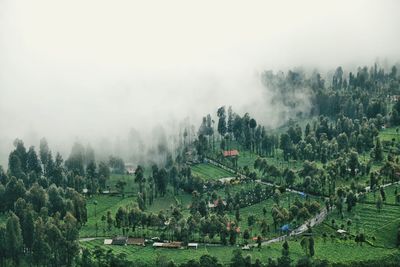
80;192;193;238
80;237;399;265
314;203;400;248
191;163;234;180
379;127;400;142
365;184;400;204
225;192;318;240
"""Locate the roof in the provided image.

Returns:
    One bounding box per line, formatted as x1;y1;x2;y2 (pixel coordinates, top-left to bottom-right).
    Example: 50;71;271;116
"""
112;236;127;245
281;224;290;231
208;199;227;208
188;243;198;247
337;229;347;234
218;177;235;184
162;242;182;248
127;238;145;245
153;242;182;248
223;150;239;157
104;239;113;245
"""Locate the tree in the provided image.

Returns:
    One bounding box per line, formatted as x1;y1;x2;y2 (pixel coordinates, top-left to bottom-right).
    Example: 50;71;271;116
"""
32;217;50;266
285;169;296;188
116;180;127;197
5;212;23;266
26;146;42;177
8;154;25;181
62;212;80;266
278;241;291;267
134;165;145;193
372;138;384;161
27;182;47;212
39;138;50;174
346;191;357;212
348;150;359;177
217;107;227;137
5;177;26;210
376;195;383;212
243;229;250;245
309;236;315;257
98;161;110;190
21;209;35;252
230;249;245;267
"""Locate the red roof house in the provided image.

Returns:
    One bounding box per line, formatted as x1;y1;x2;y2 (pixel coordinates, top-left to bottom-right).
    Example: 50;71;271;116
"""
223;150;239;157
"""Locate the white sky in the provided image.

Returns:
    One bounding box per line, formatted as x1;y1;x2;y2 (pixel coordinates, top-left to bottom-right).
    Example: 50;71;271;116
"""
0;0;399;165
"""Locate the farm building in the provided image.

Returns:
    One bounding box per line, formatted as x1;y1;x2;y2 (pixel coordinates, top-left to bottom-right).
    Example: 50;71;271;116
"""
208;199;227;208
152;242;164;248
337;229;347;235
223;150;239;157
127;237;145;246
152;242;183;249
125;163;135;175
103;239;112;245
112;236;128;245
187;243;198;249
218;177;236;184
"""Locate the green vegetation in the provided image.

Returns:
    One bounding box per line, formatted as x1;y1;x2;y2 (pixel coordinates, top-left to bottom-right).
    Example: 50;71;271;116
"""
191;163;233;180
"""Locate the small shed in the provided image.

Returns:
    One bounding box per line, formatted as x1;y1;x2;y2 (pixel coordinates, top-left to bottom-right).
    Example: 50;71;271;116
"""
103;239;112;245
208;199;227;209
187;243;198;249
153;242;164;248
127;238;145;246
242;245;251;250
337;229;347;235
163;242;182;249
112;236;127;246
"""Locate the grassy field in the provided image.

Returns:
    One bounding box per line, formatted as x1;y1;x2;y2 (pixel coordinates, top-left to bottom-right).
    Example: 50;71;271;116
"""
314;203;400;248
365;184;400;204
191;163;234;180
224;192;322;241
80;192;193;238
379;127;400;142
80;237;399;266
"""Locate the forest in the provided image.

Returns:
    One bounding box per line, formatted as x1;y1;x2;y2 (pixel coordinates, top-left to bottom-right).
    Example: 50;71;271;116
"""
1;63;400;266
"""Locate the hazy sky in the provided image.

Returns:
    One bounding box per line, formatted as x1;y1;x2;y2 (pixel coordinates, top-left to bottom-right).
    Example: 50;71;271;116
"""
0;0;400;165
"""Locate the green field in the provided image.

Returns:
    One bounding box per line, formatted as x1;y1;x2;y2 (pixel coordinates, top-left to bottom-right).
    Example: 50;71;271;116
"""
191;163;234;180
379;127;400;142
80;193;192;238
365;184;400;205
314;202;400;248
80;237;399;266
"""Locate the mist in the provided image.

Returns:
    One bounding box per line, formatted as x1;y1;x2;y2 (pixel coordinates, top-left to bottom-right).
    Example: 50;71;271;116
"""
1;0;400;166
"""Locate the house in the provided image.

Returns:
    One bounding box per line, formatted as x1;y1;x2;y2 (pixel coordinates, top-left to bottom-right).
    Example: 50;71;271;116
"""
188;243;198;249
218;177;235;184
223;150;239;157
104;239;113;245
153;242;164;248
208;199;227;208
127;237;145;246
112;236;128;245
337;229;347;235
162;242;182;249
152;242;183;249
125;163;135;175
242;245;251;250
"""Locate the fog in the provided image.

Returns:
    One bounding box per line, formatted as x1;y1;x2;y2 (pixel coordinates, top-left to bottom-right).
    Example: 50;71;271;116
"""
1;0;400;166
